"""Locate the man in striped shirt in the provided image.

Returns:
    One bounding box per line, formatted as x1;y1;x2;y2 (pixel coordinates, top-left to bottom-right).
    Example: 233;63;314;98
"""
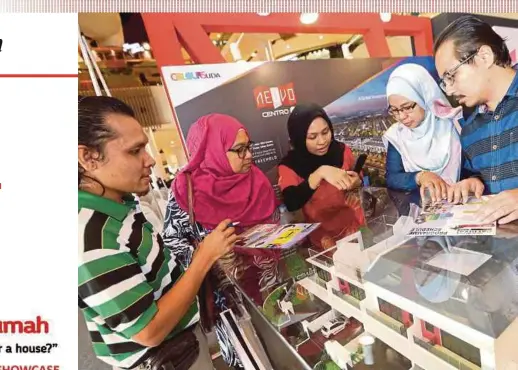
434;15;518;224
78;96;238;369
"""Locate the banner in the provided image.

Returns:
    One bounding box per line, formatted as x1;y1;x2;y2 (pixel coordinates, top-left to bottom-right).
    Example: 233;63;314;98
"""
163;56;439;186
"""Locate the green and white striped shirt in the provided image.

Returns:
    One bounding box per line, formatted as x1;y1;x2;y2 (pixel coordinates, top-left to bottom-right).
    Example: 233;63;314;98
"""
78;190;199;369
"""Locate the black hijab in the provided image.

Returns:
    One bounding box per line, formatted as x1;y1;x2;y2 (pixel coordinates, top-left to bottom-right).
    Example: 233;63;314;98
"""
280;103;345;179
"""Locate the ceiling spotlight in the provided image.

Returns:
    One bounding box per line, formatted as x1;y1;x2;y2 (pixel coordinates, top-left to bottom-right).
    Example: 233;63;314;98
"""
380;13;392;22
300;13;319;25
319;35;324;40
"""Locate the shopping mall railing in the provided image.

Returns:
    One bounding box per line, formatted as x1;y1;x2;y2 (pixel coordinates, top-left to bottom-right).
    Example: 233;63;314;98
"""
79;86;168;129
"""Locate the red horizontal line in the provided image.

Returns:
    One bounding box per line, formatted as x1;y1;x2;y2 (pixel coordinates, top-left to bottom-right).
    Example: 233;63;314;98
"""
0;74;78;78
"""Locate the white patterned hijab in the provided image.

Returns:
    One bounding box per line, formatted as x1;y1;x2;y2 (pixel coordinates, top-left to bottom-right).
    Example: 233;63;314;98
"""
382;63;462;184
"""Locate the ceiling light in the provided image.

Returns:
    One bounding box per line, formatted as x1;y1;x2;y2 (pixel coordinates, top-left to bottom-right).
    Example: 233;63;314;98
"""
257;12;270;16
319;35;324;40
216;33;221;39
380;13;392;22
300;13;319;25
286;44;291;49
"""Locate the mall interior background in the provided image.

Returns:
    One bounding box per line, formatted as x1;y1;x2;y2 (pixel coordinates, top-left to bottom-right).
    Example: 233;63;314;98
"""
78;12;518;370
77;12;518;185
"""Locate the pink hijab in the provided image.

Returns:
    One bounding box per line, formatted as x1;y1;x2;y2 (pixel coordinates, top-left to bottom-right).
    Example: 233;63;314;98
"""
173;114;277;230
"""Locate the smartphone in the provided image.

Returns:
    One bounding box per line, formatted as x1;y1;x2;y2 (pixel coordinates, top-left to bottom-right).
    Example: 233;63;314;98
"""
353;154;368;174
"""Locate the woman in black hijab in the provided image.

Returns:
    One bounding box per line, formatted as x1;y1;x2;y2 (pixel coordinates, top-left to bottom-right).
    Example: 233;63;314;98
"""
278;103;365;249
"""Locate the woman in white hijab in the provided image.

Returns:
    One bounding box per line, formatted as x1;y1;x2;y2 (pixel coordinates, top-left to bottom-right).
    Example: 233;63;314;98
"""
383;63;462;202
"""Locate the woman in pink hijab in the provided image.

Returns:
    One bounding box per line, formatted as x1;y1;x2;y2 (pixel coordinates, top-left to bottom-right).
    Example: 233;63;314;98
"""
163;113;278;266
162;114;278;368
172;113;278;232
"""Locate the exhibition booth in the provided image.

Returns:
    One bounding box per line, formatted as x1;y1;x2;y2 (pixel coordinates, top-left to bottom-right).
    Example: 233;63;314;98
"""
78;12;518;370
153;13;518;370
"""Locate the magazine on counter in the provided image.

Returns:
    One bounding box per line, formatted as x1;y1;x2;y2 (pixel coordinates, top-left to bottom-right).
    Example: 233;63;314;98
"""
234;223;320;249
407;195;496;236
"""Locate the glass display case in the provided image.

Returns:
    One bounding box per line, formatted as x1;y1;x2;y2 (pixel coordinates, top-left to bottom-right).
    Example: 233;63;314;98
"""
225;188;518;370
364;234;518;338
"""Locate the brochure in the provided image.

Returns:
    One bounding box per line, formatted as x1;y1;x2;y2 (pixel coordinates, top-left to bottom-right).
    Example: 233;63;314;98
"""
235;223;320;249
407;196;496;236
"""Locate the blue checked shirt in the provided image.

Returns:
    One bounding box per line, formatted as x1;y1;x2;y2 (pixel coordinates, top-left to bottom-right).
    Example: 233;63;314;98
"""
460;69;518;194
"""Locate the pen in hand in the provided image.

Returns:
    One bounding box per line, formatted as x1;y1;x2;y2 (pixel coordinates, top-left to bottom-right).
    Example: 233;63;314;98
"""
199;222;240;238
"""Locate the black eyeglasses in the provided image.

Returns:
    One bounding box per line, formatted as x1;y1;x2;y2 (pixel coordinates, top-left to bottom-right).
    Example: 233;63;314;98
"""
228;141;254;159
439;49;479;91
387;102;417;117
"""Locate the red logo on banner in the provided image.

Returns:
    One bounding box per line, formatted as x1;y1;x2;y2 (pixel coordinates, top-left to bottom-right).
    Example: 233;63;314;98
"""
254;83;297;110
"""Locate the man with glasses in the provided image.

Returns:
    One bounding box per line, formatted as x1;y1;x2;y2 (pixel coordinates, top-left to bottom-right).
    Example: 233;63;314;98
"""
434;15;518;225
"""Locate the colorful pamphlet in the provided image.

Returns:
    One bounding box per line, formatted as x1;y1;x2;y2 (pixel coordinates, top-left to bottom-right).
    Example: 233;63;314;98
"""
408;196;497;236
235;223;320;249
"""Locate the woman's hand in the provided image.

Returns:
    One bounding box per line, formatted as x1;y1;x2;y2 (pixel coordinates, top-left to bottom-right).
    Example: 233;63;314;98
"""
345;171;362;190
311;165;359;191
417;171;450;203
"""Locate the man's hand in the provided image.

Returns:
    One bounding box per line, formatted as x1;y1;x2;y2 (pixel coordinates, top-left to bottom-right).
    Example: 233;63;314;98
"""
447;178;485;204
197;219;238;265
477;189;518;225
